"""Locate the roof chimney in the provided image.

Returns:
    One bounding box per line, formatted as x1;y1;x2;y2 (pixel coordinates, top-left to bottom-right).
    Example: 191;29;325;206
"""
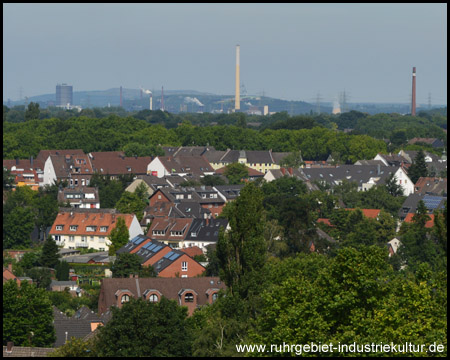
288;167;293;175
281;168;286;175
30;155;34;169
6;341;14;353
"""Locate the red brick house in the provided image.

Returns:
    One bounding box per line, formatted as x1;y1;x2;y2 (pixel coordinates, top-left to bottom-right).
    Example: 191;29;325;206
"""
98;277;226;315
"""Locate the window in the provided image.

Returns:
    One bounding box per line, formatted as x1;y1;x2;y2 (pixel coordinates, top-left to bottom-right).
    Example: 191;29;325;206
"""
148;294;159;303
182;261;188;271
99;237;105;243
121;294;130;304
99;248;105;251
56;225;63;231
212;292;219;303
70;225;78;231
184;292;194;302
86;226;96;232
69;236;75;242
81;236;87;242
100;226;108;232
54;235;61;242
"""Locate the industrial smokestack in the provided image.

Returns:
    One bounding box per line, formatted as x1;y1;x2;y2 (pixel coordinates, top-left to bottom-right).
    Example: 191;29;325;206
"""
411;67;416;116
150;93;153;111
120;86;123;107
235;45;240;111
161;86;164;111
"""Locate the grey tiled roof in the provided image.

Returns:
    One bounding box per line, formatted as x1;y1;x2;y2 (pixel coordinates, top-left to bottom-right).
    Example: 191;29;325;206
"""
3;346;54;357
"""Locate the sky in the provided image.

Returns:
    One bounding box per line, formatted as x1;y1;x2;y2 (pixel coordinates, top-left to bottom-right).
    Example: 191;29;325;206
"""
3;3;447;104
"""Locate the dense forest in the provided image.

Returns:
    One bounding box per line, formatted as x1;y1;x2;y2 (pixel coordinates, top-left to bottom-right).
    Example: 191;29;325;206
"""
3;104;447;163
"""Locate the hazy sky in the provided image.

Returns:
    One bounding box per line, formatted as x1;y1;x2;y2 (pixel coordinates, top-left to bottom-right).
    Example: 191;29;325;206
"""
3;3;447;104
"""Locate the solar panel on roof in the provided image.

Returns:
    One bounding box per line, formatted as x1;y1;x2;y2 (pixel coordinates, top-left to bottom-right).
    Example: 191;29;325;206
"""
164;251;174;259
153;245;163;252
147;243;158;251
143;242;154;250
169;253;181;261
133;236;146;245
130;235;141;243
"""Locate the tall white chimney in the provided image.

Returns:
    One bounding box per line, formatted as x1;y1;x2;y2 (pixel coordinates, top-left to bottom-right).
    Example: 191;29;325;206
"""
235;45;240;111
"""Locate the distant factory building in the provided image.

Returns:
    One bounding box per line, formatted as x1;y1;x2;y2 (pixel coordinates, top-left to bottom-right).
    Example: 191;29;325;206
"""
56;83;73;106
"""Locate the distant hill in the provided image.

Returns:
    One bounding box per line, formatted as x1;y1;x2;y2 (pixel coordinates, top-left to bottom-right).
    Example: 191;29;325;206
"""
3;88;445;116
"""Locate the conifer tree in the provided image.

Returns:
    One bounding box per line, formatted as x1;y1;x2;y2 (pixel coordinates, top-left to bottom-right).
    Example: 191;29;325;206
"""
40;236;60;268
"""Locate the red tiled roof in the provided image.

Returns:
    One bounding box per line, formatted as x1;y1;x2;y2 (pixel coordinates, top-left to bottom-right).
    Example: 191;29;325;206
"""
180;246;203;258
49;211;135;236
317;218;333;226
345;208;381;219
3;159;44;171
90;152;152;175
404;213;435;228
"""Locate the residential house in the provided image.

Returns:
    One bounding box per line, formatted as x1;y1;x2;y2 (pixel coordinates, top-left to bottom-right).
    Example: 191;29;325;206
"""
398;193;447;221
42;150;94;187
213;184;244;202
3;342;54;357
374;153;409;167
98;277;226;315
89;151;153;179
49;208;143;251
407;137;445;148
57;186;100;209
147;155;215;178
3;157;45;188
148;186;226;218
345;208;382;220
53;306;109;348
398;149;447;176
215;164;265;181
302;164;414;195
3;264;32;286
414;177;447;196
263;167;320;192
117;235;206;277
387;237;402;257
62;251;114;265
147;217;194;248
50;280;81;297
403;213;435;228
184;218;229;251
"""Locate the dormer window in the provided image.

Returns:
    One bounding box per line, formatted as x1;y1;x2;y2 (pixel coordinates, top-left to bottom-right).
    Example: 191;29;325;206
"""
86;226;97;232
184;292;194;302
100;226;108;232
70;225;78;231
56;225;64;231
121;294;130;304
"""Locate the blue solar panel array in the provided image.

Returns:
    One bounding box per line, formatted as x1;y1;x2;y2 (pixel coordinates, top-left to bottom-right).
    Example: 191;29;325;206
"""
422;195;445;210
163;251;181;261
133;236;147;245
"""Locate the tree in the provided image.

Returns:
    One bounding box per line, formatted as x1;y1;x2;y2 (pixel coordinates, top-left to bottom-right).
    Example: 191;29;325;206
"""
55;260;70;281
94;297;193;357
247;246;446;357
3;168;14;190
40;236;60;268
407;149;428;184
279;150;304;168
223;162;249;184
111;252;156;278
107;217;130;255
115;191;146;221
385;173;404;197
216;183;267;299
25;102;40;121
3;280;56;347
26;267;53;289
200;175;227;186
